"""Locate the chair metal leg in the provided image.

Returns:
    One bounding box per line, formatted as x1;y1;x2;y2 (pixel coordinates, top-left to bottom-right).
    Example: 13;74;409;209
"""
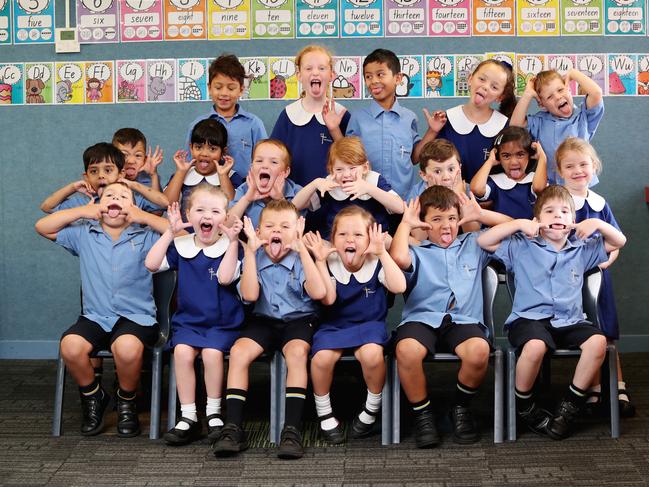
381;356;391;446
270;351;287;444
391;356;401;444
493;349;504;444
167;353;177;431
506;348;517;441
607;343;620;438
52;355;66;437
149;348;162;440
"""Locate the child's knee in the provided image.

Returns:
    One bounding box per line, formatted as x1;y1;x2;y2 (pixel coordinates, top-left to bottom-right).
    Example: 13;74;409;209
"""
60;335;92;363
311;350;338;371
460;339;490;368
520;339;547;363
284;343;309;365
357;344;384;368
173;345;197;366
395;339;426;367
111;335;144;364
582;334;607;359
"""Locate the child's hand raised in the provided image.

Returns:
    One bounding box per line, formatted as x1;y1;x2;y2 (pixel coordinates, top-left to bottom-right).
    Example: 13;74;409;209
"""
520;218;548;239
486;148;499;167
244;173;266;202
81;200;103;221
314;177;339;197
143;146;163;175
422;109;447;133
219;216;242;242
241;216;266;252
173;150;194;172
303;231;336;262
217;155;235;176
166;201;192;234
571;219;600;240
269;175;286;200
341;175;369;200
322;96;347;131
457;191;482;226
285;216;306;252
73;180;96;199
363;223;386;257
531;141;547;162
402;198;432;230
523;77;540;103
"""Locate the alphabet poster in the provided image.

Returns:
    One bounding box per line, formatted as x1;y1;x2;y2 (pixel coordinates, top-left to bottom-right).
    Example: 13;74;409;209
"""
608;54;636;95
428;0;471;36
296;0;339;38
177;58;208;101
547;54;577;92
24;62;53;104
638;54;649;95
164;0;207;40
269;56;298;99
560;0;603;35
208;0;250;39
515;53;545;94
455;54;483;96
251;0;294;38
0;63;24;104
398;55;424;97
241;56;269;99
85;61;114;103
76;0;119;43
116;59;146;102
472;0;515;35
424;55;455;97
333;56;361;99
0;0;12;44
384;0;427;37
12;0;55;44
120;0;164;42
147;59;176;102
55;62;85;104
340;0;384;38
604;0;645;35
576;53;606;92
516;0;560;36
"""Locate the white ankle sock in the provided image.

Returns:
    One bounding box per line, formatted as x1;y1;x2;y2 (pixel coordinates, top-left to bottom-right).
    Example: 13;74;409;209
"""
358;390;382;425
586;384;601;404
618;381;629;402
206;397;223;427
314;393;339;431
176;403;197;430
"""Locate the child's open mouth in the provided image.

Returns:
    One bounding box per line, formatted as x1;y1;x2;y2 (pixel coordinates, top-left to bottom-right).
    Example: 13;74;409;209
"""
508;166;523;180
196;159;212;172
344;246;356;265
200;222;213;237
107;203;122;218
258;171;272;191
549;223;567;230
440;231;453;245
269;236;283;258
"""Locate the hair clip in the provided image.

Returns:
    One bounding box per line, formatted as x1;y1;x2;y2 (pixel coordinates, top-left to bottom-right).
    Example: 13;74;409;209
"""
498;60;514;72
493;134;504;146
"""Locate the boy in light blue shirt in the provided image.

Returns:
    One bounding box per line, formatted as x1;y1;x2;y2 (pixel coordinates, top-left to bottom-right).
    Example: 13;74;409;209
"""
478;185;626;440
390;186;511;448
35;182;168;438
214;200;325;460
186;54;267;176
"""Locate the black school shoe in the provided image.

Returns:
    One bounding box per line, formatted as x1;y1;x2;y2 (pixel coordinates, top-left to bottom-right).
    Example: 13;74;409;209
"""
277;425;304;459
545;399;580;440
213;423;248;456
518;402;552;436
206;414;224;442
318;413;345;445
450;405;480;444
116;398;141;438
412;407;439;448
79;388;110;436
164;417;202;445
619;389;636;418
351;408;379;439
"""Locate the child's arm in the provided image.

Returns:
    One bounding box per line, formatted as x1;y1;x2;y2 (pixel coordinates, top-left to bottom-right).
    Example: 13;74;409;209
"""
228;174;262;220
531;141;548;195
40;181;94;213
477;218;545;252
572;219;626;253
566;68;603;109
292;178;339;211
216;155;236;201
124;205;169;234
458;192;513;228
390;199;431;270
303;231;337;305
239;216;265;302
366;223;406;294
163;150;193;203
145;202;192;271
413;109;448;162
290;217;326;300
510;78;537;128
470;149;498;198
217;217;243;285
143;145;164;191
120;178;169;208
35;203;103;240
342;177;404;214
322;98;347;142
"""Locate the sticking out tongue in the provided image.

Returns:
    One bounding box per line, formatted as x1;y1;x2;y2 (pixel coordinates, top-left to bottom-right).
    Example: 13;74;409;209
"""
344;248;356;266
107;204;121;218
509;168;523;180
258;173;271;191
440;233;453;245
270;238;283;258
474;92;485;104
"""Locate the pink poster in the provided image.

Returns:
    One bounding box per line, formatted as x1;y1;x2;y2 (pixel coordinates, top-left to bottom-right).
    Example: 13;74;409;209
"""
120;0;164;42
428;0;471;36
116;59;147;103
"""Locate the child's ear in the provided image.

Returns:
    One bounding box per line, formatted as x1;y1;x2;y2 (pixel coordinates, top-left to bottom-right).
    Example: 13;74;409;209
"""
419;170;427;180
282;165;291;178
82;172;90;183
395;72;404;84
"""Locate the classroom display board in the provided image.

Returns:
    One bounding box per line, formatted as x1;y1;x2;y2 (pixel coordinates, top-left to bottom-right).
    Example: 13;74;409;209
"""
0;0;647;46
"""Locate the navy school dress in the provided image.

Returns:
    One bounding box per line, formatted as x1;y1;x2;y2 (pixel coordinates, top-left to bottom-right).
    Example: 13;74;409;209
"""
311;253;390;355
164;234;244;351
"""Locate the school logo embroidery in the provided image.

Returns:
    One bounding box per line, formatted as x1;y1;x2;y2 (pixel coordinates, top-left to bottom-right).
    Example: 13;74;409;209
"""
208;267;218;280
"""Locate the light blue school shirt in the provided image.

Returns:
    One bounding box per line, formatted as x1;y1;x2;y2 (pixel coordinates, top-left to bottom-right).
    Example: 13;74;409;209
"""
252;249;317;321
229;178;303;229
53;192;161;214
493;232;608;328
346;99;421;200
399;232;489;332
56;222;160;332
527;99;604;186
186;104;267;176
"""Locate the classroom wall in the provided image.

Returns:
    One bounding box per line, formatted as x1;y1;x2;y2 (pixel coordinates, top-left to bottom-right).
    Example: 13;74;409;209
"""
1;15;648;357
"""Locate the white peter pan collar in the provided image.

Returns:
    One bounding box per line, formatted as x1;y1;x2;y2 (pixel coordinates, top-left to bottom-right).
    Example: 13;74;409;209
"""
285;99;345;126
446;105;508;137
327;171;380;201
183;167;221;187
572;190;605;212
327;253;379;284
174;234;229;258
489;172;534;189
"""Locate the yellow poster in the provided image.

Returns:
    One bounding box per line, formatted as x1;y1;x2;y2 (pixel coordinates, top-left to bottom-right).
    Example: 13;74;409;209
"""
516;0;560;36
55;62;85;105
208;0;251;39
268;57;298;100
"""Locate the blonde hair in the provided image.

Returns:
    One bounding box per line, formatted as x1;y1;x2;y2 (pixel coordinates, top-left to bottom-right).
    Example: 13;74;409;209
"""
259;198;299;224
186;183;228;211
252;138;291;169
327;136;370;173
295;45;334;98
555;137;602;175
533;185;575;221
330;205;375;242
534;70;565;97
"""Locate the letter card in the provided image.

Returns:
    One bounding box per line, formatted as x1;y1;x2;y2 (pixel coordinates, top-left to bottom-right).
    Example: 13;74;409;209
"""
55;62;85;105
428;0;471;36
516;0;559;36
398;55;423;97
472;0;515;35
76;0;119;43
164;0;207;40
296;0;339;38
147;59;177;102
576;54;606;93
424;55;455;97
637;54;649;95
116;59;146;103
340;0;384;37
24;62;53;104
208;0;251;39
251;0;294;38
120;0;163;42
0;64;24;104
605;0;645;35
385;0;427;37
515;53;545;95
177;58;209;101
269;56;298;99
560;0;603;35
241;56;270;99
333;56;362;99
454;55;483;97
85;61;114;103
607;54;637;95
12;0;55;44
